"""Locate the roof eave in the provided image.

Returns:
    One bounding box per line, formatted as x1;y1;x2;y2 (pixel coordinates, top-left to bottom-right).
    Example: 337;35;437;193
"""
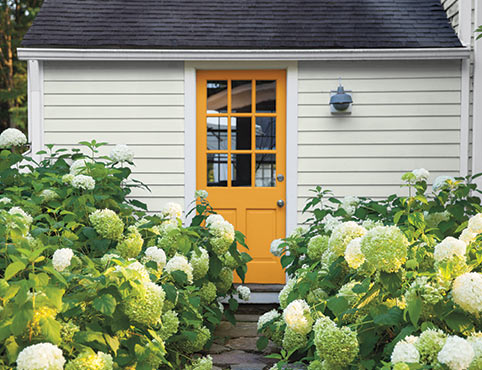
17;47;471;61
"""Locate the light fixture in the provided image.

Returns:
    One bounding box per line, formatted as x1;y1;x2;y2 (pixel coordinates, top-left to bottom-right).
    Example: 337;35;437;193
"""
330;78;353;114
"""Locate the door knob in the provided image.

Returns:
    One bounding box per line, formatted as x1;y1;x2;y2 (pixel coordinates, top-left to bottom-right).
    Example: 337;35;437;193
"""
277;174;285;182
277;199;285;208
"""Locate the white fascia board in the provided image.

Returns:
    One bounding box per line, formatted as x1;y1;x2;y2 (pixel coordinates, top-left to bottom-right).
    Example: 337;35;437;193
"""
17;47;471;61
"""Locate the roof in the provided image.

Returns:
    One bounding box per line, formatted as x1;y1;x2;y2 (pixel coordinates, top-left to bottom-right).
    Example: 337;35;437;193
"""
21;0;462;50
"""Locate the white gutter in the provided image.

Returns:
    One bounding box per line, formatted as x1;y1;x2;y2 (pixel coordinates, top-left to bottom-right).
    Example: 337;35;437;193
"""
17;47;470;61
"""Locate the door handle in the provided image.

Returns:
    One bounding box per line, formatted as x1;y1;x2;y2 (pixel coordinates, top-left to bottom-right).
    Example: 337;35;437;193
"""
277;199;285;208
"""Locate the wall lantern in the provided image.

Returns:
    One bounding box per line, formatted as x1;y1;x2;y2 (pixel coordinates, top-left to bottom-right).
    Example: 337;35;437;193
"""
330;78;353;114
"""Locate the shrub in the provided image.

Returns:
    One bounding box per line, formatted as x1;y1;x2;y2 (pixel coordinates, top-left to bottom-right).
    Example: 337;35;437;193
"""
259;169;482;369
0;138;252;369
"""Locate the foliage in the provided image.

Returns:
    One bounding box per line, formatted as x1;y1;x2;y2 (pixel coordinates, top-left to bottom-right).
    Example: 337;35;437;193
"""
0;138;251;369
259;170;482;369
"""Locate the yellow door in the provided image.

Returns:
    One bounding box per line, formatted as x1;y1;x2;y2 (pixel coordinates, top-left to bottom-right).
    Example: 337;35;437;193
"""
196;70;286;284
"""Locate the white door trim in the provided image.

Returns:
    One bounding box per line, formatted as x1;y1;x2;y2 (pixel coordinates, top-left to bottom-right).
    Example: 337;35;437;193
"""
27;60;44;161
183;61;298;235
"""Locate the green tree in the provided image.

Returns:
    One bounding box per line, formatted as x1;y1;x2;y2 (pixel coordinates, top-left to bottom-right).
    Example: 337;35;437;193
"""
0;0;42;134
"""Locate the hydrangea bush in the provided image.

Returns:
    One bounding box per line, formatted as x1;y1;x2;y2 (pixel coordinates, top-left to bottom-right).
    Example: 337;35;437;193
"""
260;169;482;369
0;136;252;369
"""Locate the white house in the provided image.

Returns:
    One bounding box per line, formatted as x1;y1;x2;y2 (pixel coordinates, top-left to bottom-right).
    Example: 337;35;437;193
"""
18;0;480;285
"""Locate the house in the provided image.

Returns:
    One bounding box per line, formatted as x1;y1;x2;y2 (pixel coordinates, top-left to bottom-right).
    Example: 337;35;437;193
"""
18;0;480;285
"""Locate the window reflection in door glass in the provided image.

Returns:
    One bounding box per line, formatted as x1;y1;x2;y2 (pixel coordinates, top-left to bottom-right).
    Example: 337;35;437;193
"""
232;80;252;113
232;154;251;187
255;117;276;150
256;154;276;187
207;80;228;113
231;117;252;150
256;80;276;113
207;117;228;150
207;153;228;187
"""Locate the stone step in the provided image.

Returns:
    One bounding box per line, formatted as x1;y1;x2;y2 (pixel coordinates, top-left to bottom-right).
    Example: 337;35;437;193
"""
215;321;258;338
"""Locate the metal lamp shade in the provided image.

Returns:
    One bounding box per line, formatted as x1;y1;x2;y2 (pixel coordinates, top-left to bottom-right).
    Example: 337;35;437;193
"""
330;85;353;111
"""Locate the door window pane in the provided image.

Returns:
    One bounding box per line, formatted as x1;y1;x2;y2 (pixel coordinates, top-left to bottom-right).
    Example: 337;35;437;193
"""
207;80;228;113
207;117;228;150
256;80;276;113
255;117;276;150
231;117;252;150
207;153;228;187
256;154;276;187
232;80;252;113
232;154;251;187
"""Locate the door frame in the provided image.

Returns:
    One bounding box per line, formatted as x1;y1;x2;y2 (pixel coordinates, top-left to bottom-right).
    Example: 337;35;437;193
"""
184;61;298;236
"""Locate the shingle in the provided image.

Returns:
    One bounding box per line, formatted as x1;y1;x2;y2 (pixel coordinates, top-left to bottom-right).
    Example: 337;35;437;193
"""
21;0;462;49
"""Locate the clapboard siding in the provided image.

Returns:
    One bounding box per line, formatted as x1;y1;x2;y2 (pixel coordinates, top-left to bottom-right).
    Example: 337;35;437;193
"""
43;61;185;210
297;60;461;222
442;0;459;32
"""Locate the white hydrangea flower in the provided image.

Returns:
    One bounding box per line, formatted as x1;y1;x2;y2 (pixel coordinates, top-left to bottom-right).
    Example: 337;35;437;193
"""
329;221;367;256
52;248;74;272
412;168;430;182
16;342;66;370
361;219;383;230
257;309;281;330
165;254;193;283
40;189;58;202
283;299;313;335
110;144;134;162
195;189;208;199
9;206;33;226
451;272;482;314
71;174;95;190
270;238;284;257
468;213;482;234
161;202;183;220
62;174;74;184
69;159;92;175
0;128;27;148
116;261;150;281
433;237;467;262
391;337;420;364
289;225;308;238
144;246;166;269
438;336;474;370
344;237;365;269
236;285;251;301
101;253;121;265
433;175;455;191
206;214;225;227
459;228;477;245
342;195;359;216
0;197;11;205
323;214;342;232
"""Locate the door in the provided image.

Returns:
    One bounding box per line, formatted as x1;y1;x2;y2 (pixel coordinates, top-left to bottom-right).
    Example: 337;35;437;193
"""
196;70;286;284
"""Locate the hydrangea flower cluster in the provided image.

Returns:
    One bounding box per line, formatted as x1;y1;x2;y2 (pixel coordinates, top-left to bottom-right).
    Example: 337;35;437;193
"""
16;342;66;370
451;272;482;314
283;299;313;335
270;238;284;257
162;202;183;220
468;213;482;234
109;144;134;163
184;326;210;353
342;195;360;216
0;128;27;148
123;281;165;326
191;247;209;280
236;285;251;301
0;196;11;205
460;228;477;244
89;209;124;240
329;221;366;256
437;336;474;370
416;329;446;365
323;214;342;232
117;226;143;258
405;276;444;306
199;282;217;304
165;254;193;284
143;246;166;269
391;336;420;364
424;211;450;229
283;327;308;352
257;309;281;331
40;189;59;202
70;159;92;175
8;206;33;229
279;279;296;309
122;261;150;281
469;334;482;370
313;316;359;368
412;168;430;181
62;173;74;184
206;214;235;255
159;310;179;340
216;267;233;294
195;189;208;199
433;175;455;191
28;306;58;338
433;236;466;262
360;225;408;272
72;174;96;190
307;235;329;260
65;351;113;370
52;248;74;272
344;237;365;269
185;355;213;370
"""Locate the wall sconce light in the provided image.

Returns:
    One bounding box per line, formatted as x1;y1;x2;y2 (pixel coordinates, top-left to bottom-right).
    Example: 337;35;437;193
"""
330;78;353;114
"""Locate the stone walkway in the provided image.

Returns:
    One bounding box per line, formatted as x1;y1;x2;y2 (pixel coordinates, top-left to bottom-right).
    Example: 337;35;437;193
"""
206;305;279;370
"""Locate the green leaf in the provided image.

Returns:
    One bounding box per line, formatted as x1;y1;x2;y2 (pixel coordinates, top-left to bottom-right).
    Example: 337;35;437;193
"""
4;261;26;281
379;271;402;296
43;287;64;310
327;296;349;318
39;317;62;344
373;307;402;326
445;311;474;334
171;270;188;285
93;294;117;316
256;336;269;351
280;254;295;268
229;298;239;311
104;334;120;355
407;297;422;327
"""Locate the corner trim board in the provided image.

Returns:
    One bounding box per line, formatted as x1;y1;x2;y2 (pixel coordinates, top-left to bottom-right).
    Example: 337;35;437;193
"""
27;60;44;160
17;48;471;61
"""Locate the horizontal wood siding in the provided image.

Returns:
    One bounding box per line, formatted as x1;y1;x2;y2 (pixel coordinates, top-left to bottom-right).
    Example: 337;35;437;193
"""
43;61;185;212
442;0;459;32
297;60;461;221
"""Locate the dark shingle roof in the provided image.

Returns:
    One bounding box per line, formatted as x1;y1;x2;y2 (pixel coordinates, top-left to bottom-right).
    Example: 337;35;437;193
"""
22;0;462;49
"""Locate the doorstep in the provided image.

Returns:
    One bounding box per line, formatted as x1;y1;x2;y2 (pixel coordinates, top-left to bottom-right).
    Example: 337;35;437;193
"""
222;284;283;304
